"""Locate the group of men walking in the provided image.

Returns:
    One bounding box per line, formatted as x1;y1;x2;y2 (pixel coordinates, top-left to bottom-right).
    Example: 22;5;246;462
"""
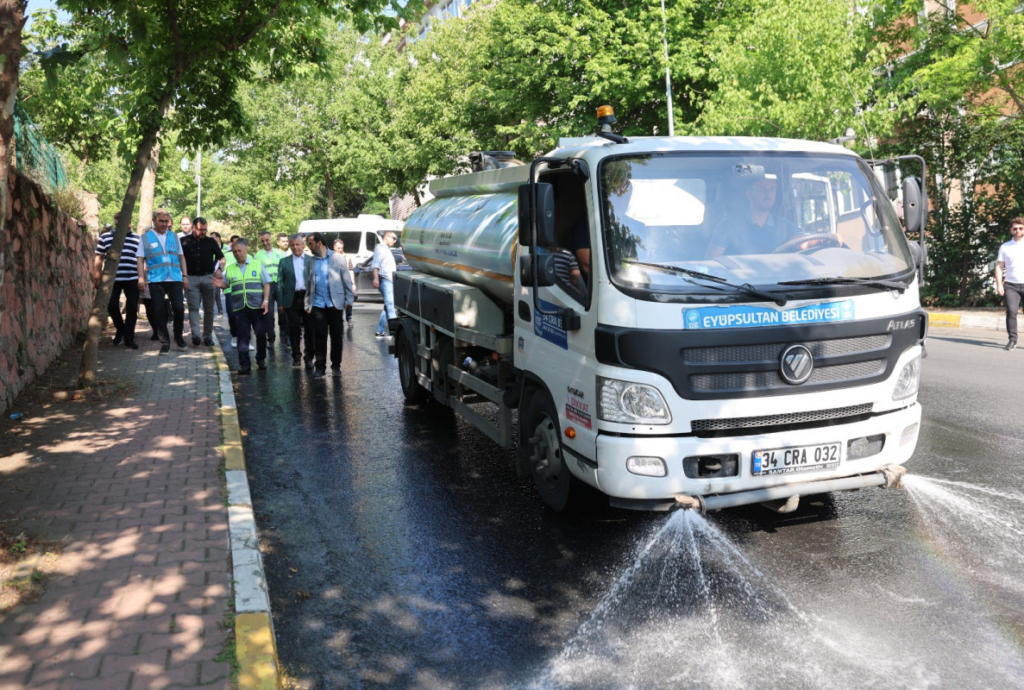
93;209;212;354
96;212;400;377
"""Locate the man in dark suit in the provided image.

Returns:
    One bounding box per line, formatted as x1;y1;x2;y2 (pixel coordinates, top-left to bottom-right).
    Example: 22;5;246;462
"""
304;232;356;377
277;234;315;367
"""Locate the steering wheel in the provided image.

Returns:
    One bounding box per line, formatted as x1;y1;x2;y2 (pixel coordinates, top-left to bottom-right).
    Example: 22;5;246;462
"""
772;233;845;254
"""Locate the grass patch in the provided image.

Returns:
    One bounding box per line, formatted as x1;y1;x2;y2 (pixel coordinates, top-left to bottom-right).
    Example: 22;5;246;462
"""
217;596;240;688
0;527;61;612
214;636;241;686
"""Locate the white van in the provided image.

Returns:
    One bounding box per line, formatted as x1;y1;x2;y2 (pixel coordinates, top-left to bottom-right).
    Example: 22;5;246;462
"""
296;215;404;265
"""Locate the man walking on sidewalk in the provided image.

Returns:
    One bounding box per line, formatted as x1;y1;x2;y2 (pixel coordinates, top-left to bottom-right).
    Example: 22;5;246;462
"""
275;232;292;342
371;230;398;338
217;238;271;374
996;217;1024;350
94;213;142;349
178;215;193;240
137;209;189;355
255;231;287;348
182;217;225;347
278;233;314;368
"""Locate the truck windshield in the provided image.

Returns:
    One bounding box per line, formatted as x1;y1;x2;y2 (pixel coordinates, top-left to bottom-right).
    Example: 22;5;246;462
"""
599;152;915;298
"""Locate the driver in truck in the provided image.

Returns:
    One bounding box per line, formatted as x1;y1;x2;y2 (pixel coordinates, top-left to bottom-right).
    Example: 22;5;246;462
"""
705;170;801;258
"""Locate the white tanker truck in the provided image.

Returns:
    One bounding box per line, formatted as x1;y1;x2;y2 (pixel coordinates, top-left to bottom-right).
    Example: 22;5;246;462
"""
390;108;928;513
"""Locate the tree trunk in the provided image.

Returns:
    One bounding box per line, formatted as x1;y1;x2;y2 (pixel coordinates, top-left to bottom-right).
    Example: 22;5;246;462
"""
136;139;161;231
79;99;171;387
0;0;27;238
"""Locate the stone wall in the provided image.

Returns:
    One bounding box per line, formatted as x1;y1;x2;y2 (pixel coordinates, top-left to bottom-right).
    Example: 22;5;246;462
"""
0;169;96;415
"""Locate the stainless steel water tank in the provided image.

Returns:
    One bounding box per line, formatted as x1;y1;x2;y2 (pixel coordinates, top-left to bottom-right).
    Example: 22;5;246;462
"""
402;168;529;305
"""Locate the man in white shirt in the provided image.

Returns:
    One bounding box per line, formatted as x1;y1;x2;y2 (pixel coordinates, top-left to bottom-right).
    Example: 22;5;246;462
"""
995;217;1024;350
371;230;398;338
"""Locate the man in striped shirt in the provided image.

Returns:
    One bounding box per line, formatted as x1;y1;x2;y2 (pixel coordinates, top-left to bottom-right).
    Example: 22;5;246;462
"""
94;213;142;349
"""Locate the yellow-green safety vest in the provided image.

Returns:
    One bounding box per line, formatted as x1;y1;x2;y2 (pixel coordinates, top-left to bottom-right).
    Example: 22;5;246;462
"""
222;252;237;295
255;248;286;282
225;258;266;311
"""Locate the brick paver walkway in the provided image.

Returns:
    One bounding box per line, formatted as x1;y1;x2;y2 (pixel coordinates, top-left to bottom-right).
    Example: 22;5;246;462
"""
0;323;232;689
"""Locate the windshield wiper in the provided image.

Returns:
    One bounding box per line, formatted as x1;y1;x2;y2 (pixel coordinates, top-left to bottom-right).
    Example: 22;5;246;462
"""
624;260;788;306
778;276;908;292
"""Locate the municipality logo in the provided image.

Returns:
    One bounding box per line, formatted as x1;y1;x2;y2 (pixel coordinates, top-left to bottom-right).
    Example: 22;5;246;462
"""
685;310;701;328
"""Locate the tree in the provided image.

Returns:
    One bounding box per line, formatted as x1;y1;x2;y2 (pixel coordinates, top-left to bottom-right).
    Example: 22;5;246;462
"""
868;0;1024;304
692;0;875;142
20;10;125;172
33;0;416;387
0;0;27;239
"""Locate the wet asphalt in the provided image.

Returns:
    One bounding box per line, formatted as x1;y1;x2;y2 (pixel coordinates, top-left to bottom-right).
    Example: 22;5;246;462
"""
218;311;1024;690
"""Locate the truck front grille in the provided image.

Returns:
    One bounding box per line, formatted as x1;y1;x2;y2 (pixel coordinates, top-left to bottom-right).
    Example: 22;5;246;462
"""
683;335;889;364
691;403;874;432
692;360;886;391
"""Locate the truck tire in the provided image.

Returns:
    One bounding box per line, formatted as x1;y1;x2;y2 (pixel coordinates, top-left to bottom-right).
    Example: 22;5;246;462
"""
523;388;591;512
397;332;429;404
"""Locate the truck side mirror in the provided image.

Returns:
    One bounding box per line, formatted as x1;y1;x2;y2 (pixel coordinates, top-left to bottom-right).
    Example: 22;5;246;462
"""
902;176;927;236
519;253;555;287
517;182;556;248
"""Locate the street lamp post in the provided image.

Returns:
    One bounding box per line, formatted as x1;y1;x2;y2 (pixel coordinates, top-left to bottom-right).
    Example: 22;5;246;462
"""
180;151;202;218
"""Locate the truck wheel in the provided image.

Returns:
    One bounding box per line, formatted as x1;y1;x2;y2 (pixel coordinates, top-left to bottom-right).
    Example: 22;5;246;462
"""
523;389;588;512
397;333;429;404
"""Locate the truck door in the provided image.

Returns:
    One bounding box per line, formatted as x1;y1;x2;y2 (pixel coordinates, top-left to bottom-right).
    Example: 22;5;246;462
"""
516;167;600;482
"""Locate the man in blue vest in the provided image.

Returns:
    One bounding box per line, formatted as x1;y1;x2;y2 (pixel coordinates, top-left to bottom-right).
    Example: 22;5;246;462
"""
136;209;189;355
215;238;271;375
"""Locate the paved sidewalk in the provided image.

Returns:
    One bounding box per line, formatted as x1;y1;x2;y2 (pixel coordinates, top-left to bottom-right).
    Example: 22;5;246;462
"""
0;326;232;689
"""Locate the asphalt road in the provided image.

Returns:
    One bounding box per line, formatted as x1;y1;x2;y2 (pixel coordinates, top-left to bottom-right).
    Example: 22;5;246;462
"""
220;313;1024;690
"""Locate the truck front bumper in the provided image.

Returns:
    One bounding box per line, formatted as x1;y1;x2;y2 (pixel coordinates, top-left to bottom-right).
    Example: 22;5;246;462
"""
592;403;921;510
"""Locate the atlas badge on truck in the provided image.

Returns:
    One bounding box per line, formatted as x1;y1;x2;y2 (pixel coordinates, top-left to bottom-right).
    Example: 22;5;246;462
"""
887;318;917;331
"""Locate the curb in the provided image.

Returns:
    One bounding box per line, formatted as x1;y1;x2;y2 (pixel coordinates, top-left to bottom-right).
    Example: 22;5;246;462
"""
211;333;282;690
926;311;1003;331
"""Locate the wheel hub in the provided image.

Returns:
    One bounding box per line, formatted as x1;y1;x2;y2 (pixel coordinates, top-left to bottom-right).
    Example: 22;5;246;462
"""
530;417;562;486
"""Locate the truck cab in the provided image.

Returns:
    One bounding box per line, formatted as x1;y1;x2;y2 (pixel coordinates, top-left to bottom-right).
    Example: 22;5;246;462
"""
393;132;926;513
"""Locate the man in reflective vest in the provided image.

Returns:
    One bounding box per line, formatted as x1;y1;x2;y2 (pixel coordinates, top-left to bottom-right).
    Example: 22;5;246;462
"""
222;235;243;349
255;231;288;349
136;208;189;355
215;238;270;374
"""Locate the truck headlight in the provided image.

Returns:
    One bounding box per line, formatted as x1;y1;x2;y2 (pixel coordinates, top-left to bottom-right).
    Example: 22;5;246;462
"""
598;377;672;425
892;356;921;400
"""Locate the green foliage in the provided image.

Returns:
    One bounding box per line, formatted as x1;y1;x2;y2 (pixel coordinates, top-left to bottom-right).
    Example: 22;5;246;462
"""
23;0;1023;310
21;11;126;166
869;0;1024;305
693;0;873;141
49;185;85;220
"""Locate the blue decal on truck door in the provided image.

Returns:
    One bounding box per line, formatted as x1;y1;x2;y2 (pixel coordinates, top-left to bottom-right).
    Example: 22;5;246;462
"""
535;299;568;349
683;300;855;330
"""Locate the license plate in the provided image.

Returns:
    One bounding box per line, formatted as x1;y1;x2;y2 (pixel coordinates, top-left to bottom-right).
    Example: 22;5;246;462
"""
751;442;841;476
